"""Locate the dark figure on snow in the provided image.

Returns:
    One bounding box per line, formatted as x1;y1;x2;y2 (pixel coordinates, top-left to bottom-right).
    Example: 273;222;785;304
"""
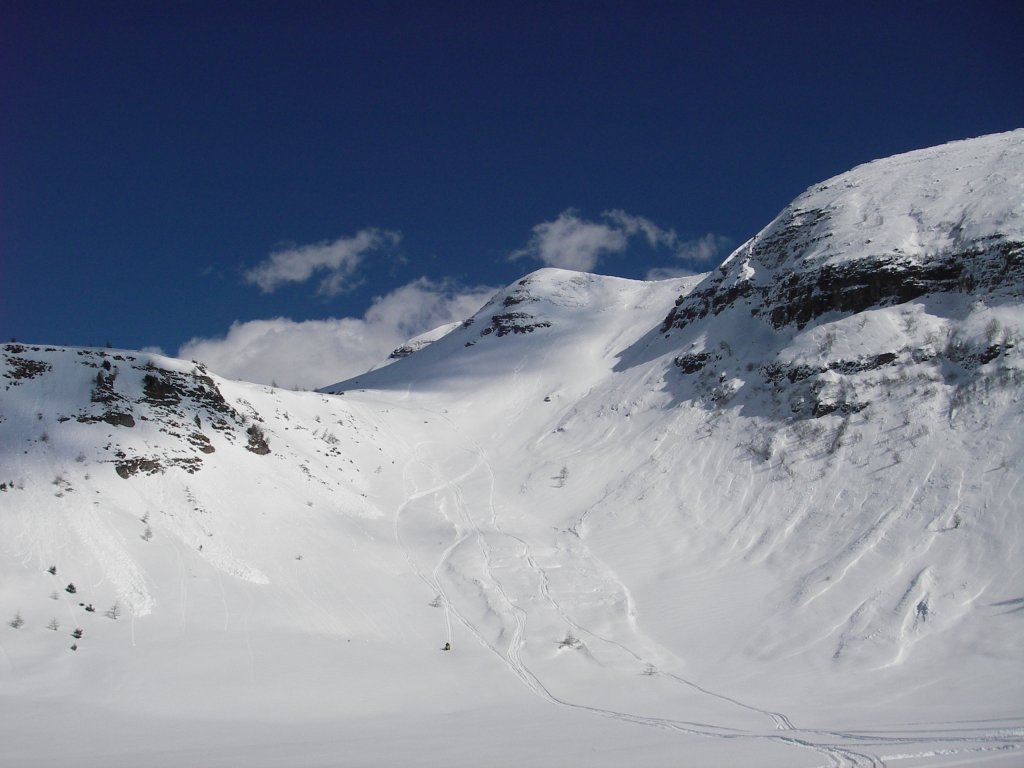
443;642;451;651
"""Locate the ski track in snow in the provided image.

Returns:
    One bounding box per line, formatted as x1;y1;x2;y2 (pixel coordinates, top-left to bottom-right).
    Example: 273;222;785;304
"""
391;400;1024;765
391;407;910;768
170;538;189;630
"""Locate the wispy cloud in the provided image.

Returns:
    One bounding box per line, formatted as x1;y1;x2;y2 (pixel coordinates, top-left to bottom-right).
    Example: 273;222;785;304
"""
602;210;679;250
244;228;401;295
675;233;732;264
511;209;729;274
510;210;628;271
644;266;701;280
178;278;496;390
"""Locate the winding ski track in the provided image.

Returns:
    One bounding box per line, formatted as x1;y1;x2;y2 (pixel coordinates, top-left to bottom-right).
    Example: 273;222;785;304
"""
384;400;1023;767
392;411;885;766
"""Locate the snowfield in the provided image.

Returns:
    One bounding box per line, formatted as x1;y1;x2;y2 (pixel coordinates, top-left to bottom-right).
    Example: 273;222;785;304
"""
2;130;1023;766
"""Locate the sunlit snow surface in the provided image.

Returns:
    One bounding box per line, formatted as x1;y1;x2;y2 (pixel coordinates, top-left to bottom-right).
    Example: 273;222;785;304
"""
2;131;1023;766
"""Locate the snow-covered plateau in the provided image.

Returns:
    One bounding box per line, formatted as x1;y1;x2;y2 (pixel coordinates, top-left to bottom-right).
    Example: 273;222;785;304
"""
2;130;1023;767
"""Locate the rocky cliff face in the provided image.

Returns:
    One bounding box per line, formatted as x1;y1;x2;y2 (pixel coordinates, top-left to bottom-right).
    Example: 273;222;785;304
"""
662;229;1022;334
662;130;1024;334
1;344;269;479
643;131;1024;427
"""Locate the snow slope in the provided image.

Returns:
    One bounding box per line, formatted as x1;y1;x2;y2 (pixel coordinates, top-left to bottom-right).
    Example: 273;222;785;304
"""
2;131;1023;767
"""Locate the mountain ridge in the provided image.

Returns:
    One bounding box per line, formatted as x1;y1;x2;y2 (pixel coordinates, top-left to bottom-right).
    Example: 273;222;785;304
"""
663;129;1023;334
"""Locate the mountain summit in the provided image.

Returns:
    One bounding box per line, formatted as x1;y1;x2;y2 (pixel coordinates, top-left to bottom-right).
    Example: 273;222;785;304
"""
663;129;1023;332
2;131;1023;767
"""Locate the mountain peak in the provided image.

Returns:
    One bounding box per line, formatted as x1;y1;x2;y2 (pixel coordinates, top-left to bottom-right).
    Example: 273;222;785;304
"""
324;268;688;394
664;129;1024;333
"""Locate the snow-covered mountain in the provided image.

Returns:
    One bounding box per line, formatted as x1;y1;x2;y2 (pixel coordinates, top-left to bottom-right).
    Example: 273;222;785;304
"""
3;130;1023;767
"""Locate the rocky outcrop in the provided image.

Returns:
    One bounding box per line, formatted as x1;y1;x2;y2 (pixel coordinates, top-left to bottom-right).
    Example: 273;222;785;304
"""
480;311;552;337
664;132;1024;334
663;235;1023;333
2;347;52;386
0;345;271;478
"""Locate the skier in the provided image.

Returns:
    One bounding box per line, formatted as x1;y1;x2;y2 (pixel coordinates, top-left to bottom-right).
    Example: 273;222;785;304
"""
443;642;451;651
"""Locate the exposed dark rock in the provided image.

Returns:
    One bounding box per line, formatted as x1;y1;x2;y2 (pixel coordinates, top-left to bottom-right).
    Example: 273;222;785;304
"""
762;352;899;388
115;457;164;479
189;432;216;454
246;425;271;455
674;352;713;374
661;279;756;333
103;411;135;428
502;292;536;307
945;340;1016;370
3;354;51;383
114;454;203;477
765;255;966;329
77;398;135;427
811;399;869;418
979;343;1013;365
662;238;1023;334
56;357;260;474
172;457;203;474
140;368;239;421
480;312;552;338
90;369;125;406
829;352;898;375
142;373;182;406
189;373;235;415
388;345;416;360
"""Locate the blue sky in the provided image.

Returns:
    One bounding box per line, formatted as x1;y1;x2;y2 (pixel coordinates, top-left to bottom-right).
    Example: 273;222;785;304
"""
3;1;1022;387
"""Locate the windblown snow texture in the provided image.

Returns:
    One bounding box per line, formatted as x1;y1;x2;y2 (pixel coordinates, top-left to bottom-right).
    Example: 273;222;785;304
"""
2;130;1023;767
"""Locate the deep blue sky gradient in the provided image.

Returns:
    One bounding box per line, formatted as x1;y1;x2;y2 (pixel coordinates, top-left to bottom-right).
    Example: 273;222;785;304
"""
3;1;1023;353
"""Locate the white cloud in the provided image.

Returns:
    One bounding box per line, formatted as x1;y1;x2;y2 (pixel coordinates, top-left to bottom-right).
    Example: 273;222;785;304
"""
511;209;730;274
602;210;679;250
676;233;732;264
244;228;401;295
644;266;702;281
511;210;628;271
177;279;496;390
